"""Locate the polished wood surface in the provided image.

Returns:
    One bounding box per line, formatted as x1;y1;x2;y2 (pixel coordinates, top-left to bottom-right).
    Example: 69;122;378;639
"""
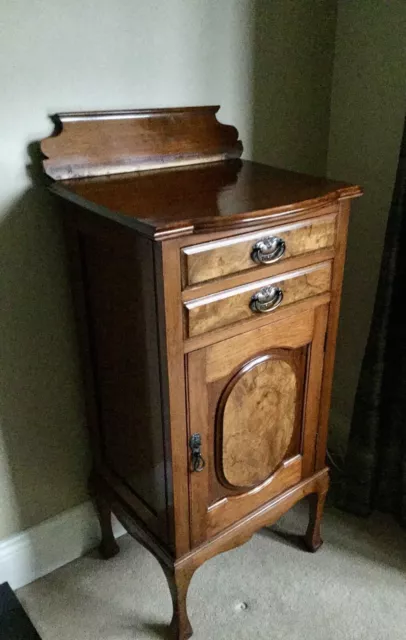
182;246;336;303
205;308;314;381
316;200;352;471
50;158;361;239
177;468;330;580
44;107;361;640
156;241;191;557
221;356;297;487
66;221;170;543
41;106;242;180
183;211;336;285
184;292;332;354
185;261;332;337
187;303;328;546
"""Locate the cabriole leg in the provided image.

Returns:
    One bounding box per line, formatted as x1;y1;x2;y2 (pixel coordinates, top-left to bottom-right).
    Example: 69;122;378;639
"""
162;563;195;640
304;488;327;552
92;491;120;559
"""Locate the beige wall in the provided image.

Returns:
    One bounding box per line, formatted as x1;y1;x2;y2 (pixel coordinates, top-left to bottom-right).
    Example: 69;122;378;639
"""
252;0;337;175
327;0;406;454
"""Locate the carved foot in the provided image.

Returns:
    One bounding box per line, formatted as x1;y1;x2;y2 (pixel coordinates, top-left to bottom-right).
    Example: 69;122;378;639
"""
161;563;195;640
304;490;327;553
92;491;120;559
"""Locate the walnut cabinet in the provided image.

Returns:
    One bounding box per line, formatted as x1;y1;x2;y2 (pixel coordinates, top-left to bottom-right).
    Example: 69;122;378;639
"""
41;107;362;639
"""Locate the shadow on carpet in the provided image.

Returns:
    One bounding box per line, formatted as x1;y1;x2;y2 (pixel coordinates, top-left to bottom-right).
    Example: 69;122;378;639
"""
0;583;41;640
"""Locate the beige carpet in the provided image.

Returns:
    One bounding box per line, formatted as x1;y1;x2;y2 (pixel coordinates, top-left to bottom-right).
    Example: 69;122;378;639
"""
17;503;406;640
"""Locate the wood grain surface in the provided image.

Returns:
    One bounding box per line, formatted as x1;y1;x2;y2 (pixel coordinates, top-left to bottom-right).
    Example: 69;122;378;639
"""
49;159;362;239
41;106;242;180
185;262;332;337
221;356;297;487
183;213;336;285
187;307;318;545
205;308;314;380
69;226;170;543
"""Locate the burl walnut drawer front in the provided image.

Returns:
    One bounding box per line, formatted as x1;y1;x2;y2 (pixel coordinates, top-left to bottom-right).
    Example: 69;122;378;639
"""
184;261;332;337
182;211;336;287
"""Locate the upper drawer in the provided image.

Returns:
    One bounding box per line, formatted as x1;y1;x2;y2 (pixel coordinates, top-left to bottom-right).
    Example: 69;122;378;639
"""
182;212;336;287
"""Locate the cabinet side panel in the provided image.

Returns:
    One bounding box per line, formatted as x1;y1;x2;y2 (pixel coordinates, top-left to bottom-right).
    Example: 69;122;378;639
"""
78;228;169;542
316;201;351;470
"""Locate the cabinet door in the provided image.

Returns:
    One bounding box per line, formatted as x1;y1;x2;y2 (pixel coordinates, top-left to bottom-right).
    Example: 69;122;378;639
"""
187;304;328;547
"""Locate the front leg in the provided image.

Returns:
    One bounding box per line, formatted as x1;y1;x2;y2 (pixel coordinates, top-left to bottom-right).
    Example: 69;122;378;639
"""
161;563;195;640
304;489;327;552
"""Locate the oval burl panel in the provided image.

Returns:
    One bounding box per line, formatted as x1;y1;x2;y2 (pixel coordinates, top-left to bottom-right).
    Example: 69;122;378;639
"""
221;356;297;488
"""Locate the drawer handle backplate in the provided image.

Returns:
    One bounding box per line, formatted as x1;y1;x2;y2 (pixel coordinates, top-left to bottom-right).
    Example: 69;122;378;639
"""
251;236;286;265
250;286;284;314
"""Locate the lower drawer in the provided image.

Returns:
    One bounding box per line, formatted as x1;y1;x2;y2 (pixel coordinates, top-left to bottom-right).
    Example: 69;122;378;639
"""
184;261;332;337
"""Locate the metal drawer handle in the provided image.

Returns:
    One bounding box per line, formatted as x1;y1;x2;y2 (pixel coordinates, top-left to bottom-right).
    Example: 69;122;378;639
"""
250;286;283;314
251;236;286;265
190;434;205;472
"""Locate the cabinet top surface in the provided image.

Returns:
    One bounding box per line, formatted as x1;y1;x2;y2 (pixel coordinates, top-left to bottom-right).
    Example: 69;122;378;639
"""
42;106;362;239
52;160;361;239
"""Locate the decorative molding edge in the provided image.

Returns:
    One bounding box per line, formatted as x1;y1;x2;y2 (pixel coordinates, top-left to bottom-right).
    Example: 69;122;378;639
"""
0;501;125;591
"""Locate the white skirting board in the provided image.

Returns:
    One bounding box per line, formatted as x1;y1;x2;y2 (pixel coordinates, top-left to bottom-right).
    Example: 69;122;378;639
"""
0;501;126;591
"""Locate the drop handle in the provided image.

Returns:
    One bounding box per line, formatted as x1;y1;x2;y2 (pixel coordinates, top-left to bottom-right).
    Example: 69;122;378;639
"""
189;434;205;472
251;236;286;265
250;286;283;314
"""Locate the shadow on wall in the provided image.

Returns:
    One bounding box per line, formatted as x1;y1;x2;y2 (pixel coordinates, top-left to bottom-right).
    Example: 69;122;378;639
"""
0;144;89;539
251;0;336;175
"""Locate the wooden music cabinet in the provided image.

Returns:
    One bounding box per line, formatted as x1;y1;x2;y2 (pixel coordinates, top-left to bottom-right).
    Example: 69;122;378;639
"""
41;107;361;639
